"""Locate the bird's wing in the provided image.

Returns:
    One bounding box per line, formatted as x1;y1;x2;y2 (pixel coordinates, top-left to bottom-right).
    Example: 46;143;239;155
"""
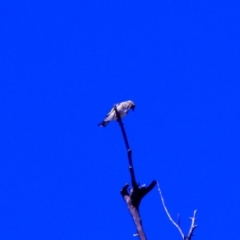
104;106;118;121
106;107;115;117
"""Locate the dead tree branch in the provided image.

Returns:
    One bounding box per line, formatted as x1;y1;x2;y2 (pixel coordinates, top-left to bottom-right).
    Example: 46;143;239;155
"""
157;181;198;240
114;105;156;240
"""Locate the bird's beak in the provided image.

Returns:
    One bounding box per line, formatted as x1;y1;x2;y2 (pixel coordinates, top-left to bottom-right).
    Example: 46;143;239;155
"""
131;105;135;111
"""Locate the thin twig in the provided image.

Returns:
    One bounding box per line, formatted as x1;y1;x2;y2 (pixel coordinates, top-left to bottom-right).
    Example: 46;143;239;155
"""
157;181;185;239
157;181;198;240
187;210;198;240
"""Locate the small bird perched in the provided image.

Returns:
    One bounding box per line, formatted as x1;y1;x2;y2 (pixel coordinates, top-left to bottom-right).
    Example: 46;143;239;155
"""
98;100;135;127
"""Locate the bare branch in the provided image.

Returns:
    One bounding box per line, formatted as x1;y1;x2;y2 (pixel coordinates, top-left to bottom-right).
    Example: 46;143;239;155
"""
114;105;156;240
157;181;198;240
114;105;137;187
157;181;185;239
102;103;198;239
187;210;198;240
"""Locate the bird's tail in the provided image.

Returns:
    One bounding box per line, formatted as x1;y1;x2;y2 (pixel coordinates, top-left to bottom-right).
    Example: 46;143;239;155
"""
98;121;109;127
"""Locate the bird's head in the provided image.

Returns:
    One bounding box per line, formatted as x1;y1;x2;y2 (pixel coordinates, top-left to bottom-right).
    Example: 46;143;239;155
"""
127;100;135;111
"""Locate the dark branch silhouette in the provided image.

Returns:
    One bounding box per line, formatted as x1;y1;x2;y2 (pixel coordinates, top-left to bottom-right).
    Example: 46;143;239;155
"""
111;105;198;239
114;105;156;240
157;182;198;240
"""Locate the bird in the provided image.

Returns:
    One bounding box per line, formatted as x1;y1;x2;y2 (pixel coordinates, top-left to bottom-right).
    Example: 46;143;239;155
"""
98;100;135;127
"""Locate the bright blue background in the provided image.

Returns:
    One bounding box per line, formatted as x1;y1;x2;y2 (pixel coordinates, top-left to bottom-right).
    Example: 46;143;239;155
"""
0;0;239;239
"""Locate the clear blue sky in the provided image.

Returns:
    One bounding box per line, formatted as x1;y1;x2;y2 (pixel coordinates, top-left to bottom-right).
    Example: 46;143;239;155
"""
0;0;240;239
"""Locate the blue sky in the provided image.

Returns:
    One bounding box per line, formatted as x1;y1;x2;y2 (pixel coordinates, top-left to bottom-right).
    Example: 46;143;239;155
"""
0;0;240;239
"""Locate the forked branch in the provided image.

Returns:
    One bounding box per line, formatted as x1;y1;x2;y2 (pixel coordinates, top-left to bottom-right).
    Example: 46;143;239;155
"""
114;105;156;240
157;182;198;240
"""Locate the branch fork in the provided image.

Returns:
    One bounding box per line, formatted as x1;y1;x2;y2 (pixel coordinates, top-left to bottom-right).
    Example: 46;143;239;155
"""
157;181;198;240
113;105;198;240
114;105;156;240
